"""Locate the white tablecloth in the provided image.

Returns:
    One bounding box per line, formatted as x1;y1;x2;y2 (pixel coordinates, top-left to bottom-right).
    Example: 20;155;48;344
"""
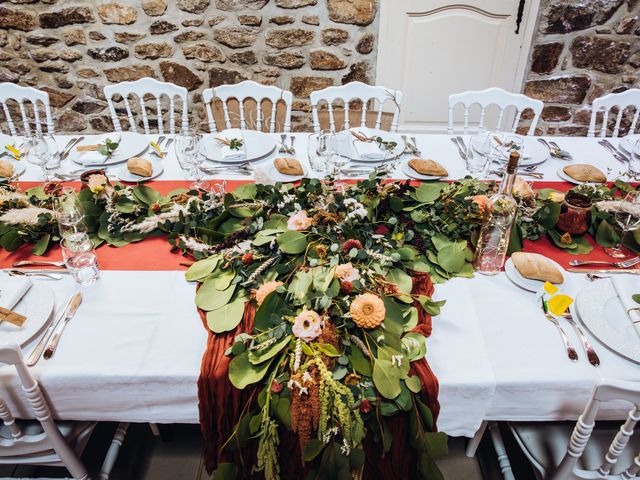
1;133;638;438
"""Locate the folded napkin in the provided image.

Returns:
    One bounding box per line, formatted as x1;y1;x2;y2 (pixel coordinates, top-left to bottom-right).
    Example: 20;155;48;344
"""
78;135;121;165
611;276;640;338
351;128;385;160
217;129;246;161
0;276;32;310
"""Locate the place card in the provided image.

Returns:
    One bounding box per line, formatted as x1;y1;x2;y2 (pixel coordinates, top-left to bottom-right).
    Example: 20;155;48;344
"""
0;306;26;327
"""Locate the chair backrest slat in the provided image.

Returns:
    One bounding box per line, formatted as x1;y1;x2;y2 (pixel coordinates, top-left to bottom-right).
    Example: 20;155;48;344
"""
202;80;293;133
310;82;403;134
553;379;640;479
103;78;188;134
448;87;543;136
0;83;53;136
589;89;640;138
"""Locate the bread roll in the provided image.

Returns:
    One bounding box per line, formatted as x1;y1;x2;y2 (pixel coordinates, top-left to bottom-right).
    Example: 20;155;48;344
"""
408;159;448;177
274;157;303;176
563;164;606;183
0;160;14;178
127;157;153;177
76;144;100;152
511;252;564;284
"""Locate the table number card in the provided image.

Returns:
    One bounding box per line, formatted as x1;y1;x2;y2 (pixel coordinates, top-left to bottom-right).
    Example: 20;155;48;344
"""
0;306;27;327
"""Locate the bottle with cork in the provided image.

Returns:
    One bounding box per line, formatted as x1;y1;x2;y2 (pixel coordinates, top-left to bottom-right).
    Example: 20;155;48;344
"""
472;150;520;275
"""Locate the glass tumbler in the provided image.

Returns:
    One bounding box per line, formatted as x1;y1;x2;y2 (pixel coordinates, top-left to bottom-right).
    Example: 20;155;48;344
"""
61;233;100;286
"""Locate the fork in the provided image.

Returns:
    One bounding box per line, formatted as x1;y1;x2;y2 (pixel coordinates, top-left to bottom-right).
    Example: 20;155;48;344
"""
288;135;296;155
599;139;629;163
561;310;600;366
450;137;467;160
544;310;579;361
410;136;421;156
13;260;65;267
569;256;640;268
549;140;573;160
279;134;289;154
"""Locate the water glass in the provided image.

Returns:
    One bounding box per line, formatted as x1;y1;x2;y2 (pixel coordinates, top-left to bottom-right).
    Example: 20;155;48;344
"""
307;130;331;174
54;188;87;238
25;132;59;180
466;134;491;177
327;131;350;179
61;233;100;286
175;129;208;189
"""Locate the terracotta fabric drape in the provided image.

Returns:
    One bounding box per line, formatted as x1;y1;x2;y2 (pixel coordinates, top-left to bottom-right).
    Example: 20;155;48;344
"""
196;270;441;477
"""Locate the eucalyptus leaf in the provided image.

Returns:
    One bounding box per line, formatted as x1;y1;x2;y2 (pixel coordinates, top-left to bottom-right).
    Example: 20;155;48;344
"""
349;345;372;376
31;233;50;256
372;358;401;400
215;463;238;480
405;375;422;393
195;281;236;311
249;334;292;365
386;268;413;294
276;230;307;254
228;351;273;389
185;255;220;282
206;294;247;333
132;185;161;206
303;439;325;462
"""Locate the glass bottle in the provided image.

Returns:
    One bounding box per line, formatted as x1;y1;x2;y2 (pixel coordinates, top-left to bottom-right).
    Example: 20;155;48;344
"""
472;151;520;275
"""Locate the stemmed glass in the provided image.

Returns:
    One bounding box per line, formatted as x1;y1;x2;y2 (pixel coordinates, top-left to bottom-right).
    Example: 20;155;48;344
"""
25;132;60;180
307;130;332;176
54;187;87;239
604;191;640;258
327;131;350;189
175;129;209;190
629;140;640;180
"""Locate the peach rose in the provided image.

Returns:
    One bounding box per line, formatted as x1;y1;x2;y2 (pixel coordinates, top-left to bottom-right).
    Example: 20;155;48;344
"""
255;280;283;306
87;173;108;194
350;293;385;329
292;309;323;342
287;210;313;231
470;195;489;215
334;263;361;283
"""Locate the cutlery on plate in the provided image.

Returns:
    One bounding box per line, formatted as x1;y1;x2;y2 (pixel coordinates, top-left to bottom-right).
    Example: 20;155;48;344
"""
450;137;467;160
549;140;573;160
43;292;82;360
599;140;628;164
569;256;640;269
561;310;600;366
410;136;421;156
13;260;65;268
26;294;78;366
491;169;543;179
567;267;640;275
542;299;579;362
61;136;85;160
6;269;64;280
279;134;290;154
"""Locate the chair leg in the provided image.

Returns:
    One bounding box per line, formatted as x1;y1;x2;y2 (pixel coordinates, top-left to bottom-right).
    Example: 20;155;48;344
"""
488;422;516;480
99;422;129;480
466;421;488;457
149;423;161;437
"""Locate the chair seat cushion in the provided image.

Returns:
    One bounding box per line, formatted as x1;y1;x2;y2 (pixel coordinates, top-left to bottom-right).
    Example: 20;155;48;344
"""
510;421;640;476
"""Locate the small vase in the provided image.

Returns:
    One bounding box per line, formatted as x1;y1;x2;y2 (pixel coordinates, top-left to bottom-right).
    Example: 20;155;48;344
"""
556;191;592;235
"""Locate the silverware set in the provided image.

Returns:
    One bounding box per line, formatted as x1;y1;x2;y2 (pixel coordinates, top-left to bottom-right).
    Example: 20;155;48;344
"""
451;136;468;160
5;269;66;280
402;135;421;156
279;134;295;155
569;256;640;269
27;292;82;366
200;161;253;176
538;138;573;160
598;139;629;164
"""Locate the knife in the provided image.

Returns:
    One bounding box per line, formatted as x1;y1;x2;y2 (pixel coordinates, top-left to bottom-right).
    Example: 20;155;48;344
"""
61;136;84;160
43;292;83;360
26;294;77;366
567;268;640;275
13;260;65;267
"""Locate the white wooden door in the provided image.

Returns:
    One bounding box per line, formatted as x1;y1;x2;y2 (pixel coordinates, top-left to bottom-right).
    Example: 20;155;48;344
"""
376;0;540;133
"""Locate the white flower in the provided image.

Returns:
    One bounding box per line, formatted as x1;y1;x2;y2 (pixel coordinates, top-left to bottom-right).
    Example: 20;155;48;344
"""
298;386;309;396
0;207;53;226
391;355;404;367
287;210;313;231
334;263;361;283
302;371;314;383
340;439;351;456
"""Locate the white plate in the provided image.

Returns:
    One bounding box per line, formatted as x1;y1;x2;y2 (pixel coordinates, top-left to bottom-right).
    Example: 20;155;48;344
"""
0;159;26;180
201;130;277;163
267;162;306;183
0;133;15;151
116;158;164;183
504;256;569;293
346;129;405;163
575;279;640;365
556;167;606;185
618;135;640;154
401;161;447;180
71;133;148;166
0;283;54;348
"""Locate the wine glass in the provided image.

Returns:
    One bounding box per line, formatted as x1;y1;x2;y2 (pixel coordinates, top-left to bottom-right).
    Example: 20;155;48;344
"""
175;128;208;189
307;130;331;176
54;187;87;239
25;132;59;180
187;133;210;191
327;131;350;189
629;139;640;180
604;191;640;258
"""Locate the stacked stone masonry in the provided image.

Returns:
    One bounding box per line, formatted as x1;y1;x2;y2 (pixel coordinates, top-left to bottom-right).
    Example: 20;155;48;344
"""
0;0;378;133
522;0;640;136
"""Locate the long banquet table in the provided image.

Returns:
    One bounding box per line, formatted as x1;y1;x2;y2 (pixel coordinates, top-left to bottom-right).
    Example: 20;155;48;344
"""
0;133;638;444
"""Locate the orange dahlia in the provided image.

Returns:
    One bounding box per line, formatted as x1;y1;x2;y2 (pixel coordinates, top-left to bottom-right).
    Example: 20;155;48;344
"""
350;293;385;329
255;281;283;306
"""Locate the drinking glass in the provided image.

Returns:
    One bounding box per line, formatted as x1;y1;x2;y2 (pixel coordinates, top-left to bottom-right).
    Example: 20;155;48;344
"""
630;139;640;179
327;131;350;188
307;130;331;175
466;133;492;177
604;191;640;258
54;187;87;238
174;129;208;189
25;132;59;180
61;233;99;286
502;135;525;162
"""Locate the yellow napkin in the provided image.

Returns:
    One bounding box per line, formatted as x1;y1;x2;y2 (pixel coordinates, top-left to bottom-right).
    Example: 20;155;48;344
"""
5;145;20;160
150;141;165;158
542;281;573;316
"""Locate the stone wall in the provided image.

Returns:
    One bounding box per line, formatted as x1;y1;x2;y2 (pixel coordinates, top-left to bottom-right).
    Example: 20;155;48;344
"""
0;0;378;133
522;0;640;136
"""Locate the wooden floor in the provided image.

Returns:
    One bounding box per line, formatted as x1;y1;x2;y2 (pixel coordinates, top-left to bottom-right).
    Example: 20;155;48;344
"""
0;422;537;479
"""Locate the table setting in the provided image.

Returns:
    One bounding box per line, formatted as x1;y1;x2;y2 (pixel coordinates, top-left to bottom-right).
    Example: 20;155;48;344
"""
0;129;639;479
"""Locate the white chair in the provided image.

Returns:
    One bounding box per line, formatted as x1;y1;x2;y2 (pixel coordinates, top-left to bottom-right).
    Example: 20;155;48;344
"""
203;80;293;133
448;87;543;135
0;83;54;136
310;81;403;134
588;89;640;138
493;379;640;479
0;344;129;479
103;77;188;135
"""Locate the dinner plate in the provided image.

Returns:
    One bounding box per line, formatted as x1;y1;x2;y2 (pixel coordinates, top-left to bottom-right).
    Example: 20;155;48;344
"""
0;283;55;348
267;162;306;183
0;133;15;151
0;159;26;180
504;256;570;293
116;158;164;183
574;279;640;365
617;134;640;154
556;167;606;185
71;132;148;166
345;128;405;163
401;161;447;180
201;130;277;163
